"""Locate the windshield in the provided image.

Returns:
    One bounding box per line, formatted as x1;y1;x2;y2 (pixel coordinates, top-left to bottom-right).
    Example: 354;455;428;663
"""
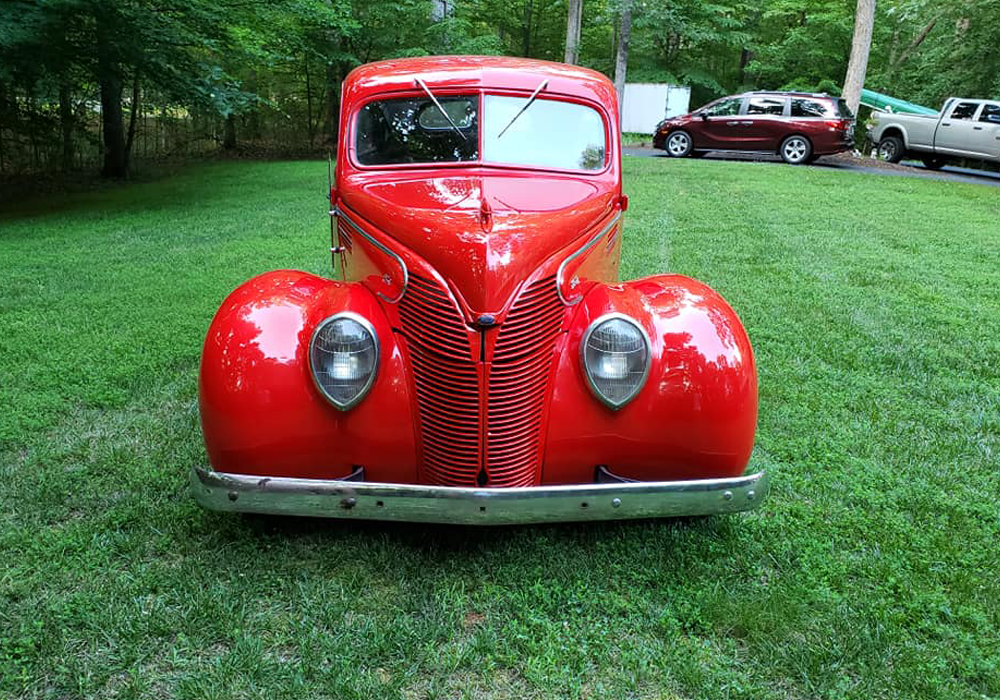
355;95;478;165
354;93;607;171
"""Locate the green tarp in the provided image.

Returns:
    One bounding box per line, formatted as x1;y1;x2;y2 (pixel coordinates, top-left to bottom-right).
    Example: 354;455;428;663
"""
860;88;938;115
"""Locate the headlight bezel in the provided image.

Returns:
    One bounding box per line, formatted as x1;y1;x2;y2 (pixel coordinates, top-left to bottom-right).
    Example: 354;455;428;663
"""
308;311;380;411
579;312;652;410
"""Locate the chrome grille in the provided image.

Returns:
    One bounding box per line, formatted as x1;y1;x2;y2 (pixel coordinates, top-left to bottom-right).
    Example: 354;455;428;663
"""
397;274;482;486
398;274;564;486
486;276;564;486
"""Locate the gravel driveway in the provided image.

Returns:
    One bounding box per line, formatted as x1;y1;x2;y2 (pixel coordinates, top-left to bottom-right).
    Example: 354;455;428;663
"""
624;147;1000;189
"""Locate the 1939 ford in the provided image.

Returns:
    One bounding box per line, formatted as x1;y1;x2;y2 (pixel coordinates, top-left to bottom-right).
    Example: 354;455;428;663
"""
192;56;768;524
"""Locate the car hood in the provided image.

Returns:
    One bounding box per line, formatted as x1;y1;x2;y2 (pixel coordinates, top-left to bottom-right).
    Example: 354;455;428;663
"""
340;173;616;314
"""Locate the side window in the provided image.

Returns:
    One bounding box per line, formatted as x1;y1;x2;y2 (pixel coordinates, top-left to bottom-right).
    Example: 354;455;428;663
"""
747;96;786;116
703;98;742;117
979;104;1000;123
950;102;980;120
791;99;830;118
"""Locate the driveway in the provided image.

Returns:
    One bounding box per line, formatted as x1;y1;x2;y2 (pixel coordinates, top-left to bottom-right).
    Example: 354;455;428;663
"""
624;147;1000;189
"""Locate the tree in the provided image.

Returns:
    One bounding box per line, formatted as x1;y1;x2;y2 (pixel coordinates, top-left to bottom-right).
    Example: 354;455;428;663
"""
842;0;877;116
613;0;632;118
564;0;583;64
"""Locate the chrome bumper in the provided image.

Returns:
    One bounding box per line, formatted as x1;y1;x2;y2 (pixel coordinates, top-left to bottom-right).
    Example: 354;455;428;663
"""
191;467;768;525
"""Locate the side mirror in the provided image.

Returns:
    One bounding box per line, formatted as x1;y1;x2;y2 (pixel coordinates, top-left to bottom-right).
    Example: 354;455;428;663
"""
699;113;709;121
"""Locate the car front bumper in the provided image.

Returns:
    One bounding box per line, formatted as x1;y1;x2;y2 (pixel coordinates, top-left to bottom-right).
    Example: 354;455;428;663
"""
190;467;769;525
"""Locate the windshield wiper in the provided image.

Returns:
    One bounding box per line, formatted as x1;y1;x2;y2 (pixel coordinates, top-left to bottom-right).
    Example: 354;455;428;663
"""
497;79;549;138
415;78;467;141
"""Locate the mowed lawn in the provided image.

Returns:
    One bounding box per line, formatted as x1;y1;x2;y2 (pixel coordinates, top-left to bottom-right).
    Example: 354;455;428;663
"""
1;157;998;700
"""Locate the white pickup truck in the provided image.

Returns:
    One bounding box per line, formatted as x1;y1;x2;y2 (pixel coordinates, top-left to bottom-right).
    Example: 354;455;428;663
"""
870;97;1000;169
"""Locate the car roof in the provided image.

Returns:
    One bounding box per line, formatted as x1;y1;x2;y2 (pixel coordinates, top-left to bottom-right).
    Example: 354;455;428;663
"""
341;55;618;113
742;91;837;99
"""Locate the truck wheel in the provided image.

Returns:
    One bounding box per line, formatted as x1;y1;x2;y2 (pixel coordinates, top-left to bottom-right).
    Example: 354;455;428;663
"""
779;135;812;165
921;157;945;171
665;131;693;158
878;136;905;163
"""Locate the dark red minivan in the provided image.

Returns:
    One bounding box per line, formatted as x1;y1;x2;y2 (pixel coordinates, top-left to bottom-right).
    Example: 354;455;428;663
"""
652;91;855;164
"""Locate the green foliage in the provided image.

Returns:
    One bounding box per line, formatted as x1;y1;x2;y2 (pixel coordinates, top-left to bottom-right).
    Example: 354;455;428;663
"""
1;159;999;698
1;0;999;173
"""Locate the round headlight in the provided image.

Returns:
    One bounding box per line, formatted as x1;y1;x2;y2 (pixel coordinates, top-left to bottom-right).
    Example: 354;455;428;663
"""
580;313;650;409
309;313;379;410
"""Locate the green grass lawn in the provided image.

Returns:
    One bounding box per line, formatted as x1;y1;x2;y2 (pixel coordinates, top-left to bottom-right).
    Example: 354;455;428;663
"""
1;157;998;699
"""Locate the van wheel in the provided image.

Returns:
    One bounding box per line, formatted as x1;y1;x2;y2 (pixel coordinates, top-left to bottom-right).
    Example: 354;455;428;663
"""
780;135;812;165
921;157;945;170
878;136;905;163
665;131;693;157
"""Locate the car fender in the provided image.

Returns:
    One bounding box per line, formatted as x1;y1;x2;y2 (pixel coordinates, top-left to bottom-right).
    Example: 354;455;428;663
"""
542;274;757;484
199;269;418;481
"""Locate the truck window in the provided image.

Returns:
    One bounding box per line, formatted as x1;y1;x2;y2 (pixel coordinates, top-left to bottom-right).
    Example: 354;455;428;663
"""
979;104;1000;123
747;96;786;116
355;95;479;165
950;102;980;120
483;95;607;171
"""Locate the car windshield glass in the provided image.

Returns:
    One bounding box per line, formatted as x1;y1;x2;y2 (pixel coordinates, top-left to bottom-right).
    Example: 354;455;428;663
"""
355;94;478;165
483;95;606;171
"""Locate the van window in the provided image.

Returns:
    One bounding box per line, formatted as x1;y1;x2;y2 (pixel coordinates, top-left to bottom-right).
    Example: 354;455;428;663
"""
747;96;786;116
791;99;830;118
701;97;742;117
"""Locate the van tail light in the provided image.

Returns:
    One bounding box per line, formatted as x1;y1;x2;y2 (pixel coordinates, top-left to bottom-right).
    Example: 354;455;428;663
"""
825;119;851;132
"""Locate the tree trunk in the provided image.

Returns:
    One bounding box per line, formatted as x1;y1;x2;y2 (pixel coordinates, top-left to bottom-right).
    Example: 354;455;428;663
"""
564;0;583;64
842;0;877;117
613;0;632;119
125;72;140;169
738;47;753;87
59;82;74;172
223;114;237;150
305;60;315;146
521;0;533;57
96;22;127;177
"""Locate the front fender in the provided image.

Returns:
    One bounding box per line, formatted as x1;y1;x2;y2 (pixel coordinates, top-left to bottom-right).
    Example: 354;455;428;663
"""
543;275;757;483
199;270;418;481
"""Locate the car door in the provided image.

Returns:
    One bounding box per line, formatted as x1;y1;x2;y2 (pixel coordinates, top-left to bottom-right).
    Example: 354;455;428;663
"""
740;95;789;151
694;96;747;149
976;103;1000;161
934;100;989;158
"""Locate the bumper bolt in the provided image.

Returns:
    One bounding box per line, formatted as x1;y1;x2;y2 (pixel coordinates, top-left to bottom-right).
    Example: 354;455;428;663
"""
723;490;733;501
747;490;755;501
611;498;621;508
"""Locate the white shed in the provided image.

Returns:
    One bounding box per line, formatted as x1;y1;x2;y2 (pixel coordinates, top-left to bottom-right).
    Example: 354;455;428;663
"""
621;84;692;134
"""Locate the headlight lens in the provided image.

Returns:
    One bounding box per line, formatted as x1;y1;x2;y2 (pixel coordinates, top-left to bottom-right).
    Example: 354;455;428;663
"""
309;313;379;410
581;313;650;409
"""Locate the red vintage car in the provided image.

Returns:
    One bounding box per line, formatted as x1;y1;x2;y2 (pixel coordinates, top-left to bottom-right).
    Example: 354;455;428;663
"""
653;91;854;164
192;56;768;524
